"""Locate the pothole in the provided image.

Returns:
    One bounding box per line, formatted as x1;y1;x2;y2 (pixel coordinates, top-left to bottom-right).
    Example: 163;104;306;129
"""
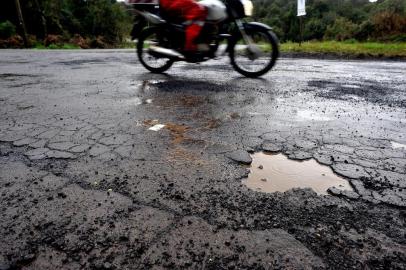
242;152;353;195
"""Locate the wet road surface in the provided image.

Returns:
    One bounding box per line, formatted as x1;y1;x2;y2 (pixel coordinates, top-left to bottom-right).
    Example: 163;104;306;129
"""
0;49;405;269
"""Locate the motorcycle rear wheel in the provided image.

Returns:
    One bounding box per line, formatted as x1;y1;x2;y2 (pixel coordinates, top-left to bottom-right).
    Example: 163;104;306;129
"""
229;28;279;78
137;27;175;73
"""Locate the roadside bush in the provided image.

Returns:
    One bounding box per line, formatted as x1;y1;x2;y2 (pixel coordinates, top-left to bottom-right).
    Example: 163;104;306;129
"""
90;36;109;49
343;38;357;44
44;34;64;47
324;17;358;41
69;34;90;49
391;34;406;42
0;21;16;39
47;43;59;49
304;18;327;40
372;11;406;40
354;20;374;41
6;35;24;48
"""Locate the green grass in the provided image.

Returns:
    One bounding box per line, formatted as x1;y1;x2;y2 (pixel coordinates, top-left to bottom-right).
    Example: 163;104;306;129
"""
33;43;81;50
280;41;406;58
117;40;136;48
29;40;406;58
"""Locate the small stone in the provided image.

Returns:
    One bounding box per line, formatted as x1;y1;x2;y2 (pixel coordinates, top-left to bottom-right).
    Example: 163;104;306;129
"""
258;165;263;169
103;262;112;269
57;192;67;199
261;178;267;182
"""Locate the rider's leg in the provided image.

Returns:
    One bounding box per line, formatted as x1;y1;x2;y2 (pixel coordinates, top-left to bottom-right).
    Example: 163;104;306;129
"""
184;22;204;51
160;0;207;51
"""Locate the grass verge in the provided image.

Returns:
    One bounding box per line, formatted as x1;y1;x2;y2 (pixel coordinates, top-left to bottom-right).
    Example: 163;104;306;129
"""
33;43;81;50
280;41;406;58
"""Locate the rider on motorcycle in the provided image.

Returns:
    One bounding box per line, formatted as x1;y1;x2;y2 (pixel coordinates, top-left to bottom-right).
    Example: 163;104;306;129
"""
160;0;208;53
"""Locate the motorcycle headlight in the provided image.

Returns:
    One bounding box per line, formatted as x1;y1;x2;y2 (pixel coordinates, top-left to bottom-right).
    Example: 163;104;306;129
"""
242;0;253;17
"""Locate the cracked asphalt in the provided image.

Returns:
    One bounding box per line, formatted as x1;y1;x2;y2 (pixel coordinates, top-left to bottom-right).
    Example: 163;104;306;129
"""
0;49;405;269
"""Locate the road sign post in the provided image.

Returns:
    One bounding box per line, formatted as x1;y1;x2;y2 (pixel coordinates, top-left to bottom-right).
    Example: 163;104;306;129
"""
297;0;306;46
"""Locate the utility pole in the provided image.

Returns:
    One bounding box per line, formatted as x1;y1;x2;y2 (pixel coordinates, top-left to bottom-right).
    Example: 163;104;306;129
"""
14;0;29;47
299;17;303;46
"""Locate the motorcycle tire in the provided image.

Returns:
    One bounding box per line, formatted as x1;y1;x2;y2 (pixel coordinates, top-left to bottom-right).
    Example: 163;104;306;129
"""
137;27;175;73
229;27;279;78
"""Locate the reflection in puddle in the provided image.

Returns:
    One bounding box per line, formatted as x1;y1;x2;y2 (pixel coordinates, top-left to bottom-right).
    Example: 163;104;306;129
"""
297;110;331;121
391;141;406;150
242;152;353;195
127;97;153;106
342;84;361;89
129;97;143;106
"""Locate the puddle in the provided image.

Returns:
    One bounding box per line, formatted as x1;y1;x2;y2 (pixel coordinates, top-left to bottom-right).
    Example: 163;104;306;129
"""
242;152;353;195
297;110;331;121
391;141;406;150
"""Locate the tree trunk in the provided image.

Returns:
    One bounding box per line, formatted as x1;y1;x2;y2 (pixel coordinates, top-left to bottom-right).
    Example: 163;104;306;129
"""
34;0;47;39
14;0;29;47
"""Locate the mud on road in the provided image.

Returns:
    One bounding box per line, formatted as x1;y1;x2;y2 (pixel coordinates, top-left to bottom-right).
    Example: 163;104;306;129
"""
0;50;405;269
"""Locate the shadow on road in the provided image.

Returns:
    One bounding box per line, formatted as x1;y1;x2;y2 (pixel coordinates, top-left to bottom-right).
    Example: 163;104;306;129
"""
135;72;271;94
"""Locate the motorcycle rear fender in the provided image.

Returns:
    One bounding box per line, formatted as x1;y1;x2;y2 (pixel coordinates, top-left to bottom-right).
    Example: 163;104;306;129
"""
131;16;147;40
140;11;166;24
243;22;272;31
131;11;166;40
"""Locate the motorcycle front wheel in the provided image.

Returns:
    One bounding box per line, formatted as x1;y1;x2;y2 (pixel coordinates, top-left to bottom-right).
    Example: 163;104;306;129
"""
229;27;279;78
137;27;174;73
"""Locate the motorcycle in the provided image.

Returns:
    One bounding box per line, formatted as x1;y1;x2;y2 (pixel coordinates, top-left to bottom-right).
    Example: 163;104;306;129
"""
129;0;279;78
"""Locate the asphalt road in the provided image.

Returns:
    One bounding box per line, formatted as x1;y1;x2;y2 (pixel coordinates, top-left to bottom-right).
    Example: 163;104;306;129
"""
0;49;405;269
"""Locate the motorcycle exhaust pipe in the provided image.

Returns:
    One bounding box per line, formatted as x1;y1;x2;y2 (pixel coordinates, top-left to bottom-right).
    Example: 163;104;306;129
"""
148;46;184;60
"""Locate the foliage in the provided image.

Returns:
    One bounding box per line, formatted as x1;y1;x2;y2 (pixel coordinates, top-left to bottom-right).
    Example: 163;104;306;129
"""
0;20;16;39
324;17;357;41
1;0;405;47
253;0;406;42
0;0;132;47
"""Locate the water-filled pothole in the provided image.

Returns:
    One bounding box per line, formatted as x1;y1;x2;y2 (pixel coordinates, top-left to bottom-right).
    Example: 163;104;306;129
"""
242;152;353;195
